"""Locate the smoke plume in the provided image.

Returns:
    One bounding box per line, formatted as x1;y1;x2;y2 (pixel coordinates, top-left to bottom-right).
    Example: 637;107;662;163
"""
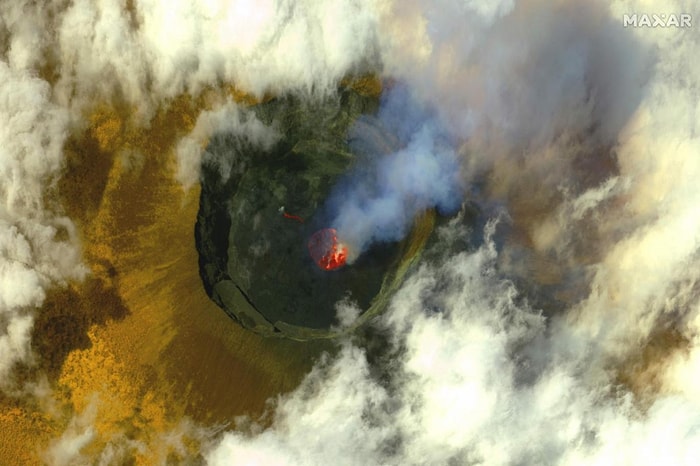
326;85;463;261
1;0;699;464
206;0;700;465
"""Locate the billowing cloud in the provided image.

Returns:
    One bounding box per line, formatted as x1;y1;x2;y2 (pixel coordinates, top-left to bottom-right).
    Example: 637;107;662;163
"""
1;0;699;464
48;0;381;114
207;216;700;465
0;0;382;382
136;0;380;98
0;61;85;385
206;0;700;465
324;86;463;261
0;0;386;460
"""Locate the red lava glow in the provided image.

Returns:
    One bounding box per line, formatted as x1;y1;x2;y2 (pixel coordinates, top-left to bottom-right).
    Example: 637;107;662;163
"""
283;212;304;223
308;228;348;271
280;206;304;223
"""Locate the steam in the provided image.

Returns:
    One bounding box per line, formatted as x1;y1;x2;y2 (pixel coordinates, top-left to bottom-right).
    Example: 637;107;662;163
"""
328;0;652;261
207;0;700;465
0;0;698;464
326;86;463;260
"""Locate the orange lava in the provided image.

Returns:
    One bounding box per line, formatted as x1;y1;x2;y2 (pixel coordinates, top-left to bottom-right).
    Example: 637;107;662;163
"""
308;228;348;271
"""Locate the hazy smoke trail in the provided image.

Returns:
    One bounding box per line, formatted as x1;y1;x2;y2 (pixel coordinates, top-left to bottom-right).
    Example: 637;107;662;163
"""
326;0;651;261
325;86;463;261
175;99;280;189
206;0;700;465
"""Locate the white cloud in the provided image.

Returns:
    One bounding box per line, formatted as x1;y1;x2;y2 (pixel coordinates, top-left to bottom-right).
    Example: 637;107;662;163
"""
44;397;97;466
0;61;86;384
0;0;381;384
208;219;700;465
48;0;380;115
175;98;279;189
1;0;698;464
206;1;700;465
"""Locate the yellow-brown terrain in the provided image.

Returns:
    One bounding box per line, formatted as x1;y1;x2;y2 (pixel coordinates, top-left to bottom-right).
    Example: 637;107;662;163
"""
0;87;337;464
